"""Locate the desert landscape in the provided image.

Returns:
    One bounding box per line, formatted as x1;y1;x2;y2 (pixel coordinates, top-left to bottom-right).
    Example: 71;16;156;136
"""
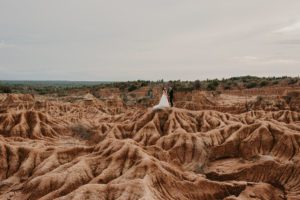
1;0;300;199
0;77;300;200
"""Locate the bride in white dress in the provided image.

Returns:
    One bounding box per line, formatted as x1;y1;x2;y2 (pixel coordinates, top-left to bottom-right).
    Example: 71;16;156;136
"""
153;88;170;110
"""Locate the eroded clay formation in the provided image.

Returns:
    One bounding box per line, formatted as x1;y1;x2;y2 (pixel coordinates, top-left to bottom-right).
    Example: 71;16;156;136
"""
0;94;299;200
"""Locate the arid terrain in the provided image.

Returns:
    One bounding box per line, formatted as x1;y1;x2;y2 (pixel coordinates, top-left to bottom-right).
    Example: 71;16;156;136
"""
0;82;300;199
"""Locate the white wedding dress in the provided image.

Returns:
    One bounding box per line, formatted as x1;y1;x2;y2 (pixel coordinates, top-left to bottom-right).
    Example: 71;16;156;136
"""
153;92;170;110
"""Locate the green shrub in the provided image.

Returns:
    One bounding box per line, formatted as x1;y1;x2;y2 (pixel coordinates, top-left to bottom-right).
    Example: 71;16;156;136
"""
245;82;257;89
288;78;298;85
259;80;268;87
283;96;292;104
0;86;12;93
193;80;201;90
211;79;219;87
223;84;231;90
128;85;138;92
71;124;91;140
57;90;67;97
256;96;263;102
206;83;217;91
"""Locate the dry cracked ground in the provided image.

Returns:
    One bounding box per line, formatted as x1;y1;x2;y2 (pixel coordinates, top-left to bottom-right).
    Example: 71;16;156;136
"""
0;94;300;200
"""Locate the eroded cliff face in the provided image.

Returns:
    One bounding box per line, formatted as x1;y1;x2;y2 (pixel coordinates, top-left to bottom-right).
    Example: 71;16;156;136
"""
0;94;300;200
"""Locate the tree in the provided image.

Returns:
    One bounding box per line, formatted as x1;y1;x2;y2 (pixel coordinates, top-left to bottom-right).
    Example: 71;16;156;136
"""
206;83;217;91
245;82;257;89
193;80;201;90
128;84;138;92
0;86;12;93
259;80;268;87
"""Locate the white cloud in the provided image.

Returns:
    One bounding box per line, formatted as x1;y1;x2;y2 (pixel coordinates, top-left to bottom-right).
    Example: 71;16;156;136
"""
274;21;300;34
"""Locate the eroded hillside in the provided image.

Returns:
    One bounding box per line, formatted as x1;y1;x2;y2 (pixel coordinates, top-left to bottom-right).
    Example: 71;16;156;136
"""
0;94;300;200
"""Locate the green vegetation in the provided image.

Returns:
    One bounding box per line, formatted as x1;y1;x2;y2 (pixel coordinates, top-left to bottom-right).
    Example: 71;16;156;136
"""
245;82;257;89
208;79;219;91
71;123;91;140
0;76;299;95
288;78;299;85
0;85;12;93
256;96;264;102
259;80;268;87
193;80;201;90
128;84;138;92
0;80;109;95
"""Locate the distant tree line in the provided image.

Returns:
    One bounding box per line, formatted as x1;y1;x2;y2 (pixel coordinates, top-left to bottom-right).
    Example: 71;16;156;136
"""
0;76;299;95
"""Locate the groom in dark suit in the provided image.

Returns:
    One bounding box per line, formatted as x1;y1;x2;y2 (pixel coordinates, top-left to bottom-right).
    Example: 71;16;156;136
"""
168;87;174;107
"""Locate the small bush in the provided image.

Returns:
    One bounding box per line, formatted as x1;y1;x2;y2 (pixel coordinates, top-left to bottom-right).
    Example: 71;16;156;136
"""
177;86;194;92
193;80;201;90
256;96;263;102
288;78;298;85
259;80;268;87
223;81;232;90
71;124;91;140
245;82;257;89
211;79;219;87
128;85;138;92
206;83;217;91
57;90;67;97
286;91;300;98
275;100;285;109
283;91;300;104
223;85;231;90
241;76;258;83
283;96;292;104
0;86;12;93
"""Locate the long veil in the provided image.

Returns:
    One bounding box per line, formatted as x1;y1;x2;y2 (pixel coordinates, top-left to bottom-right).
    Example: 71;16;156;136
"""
153;92;170;110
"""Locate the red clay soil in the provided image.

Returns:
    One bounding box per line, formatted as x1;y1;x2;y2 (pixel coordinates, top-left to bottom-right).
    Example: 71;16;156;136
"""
0;94;300;200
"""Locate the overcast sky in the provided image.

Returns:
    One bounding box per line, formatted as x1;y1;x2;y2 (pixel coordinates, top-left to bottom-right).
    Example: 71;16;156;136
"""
0;0;300;81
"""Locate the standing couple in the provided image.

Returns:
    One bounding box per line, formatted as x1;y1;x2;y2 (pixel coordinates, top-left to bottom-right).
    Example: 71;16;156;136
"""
153;86;174;110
